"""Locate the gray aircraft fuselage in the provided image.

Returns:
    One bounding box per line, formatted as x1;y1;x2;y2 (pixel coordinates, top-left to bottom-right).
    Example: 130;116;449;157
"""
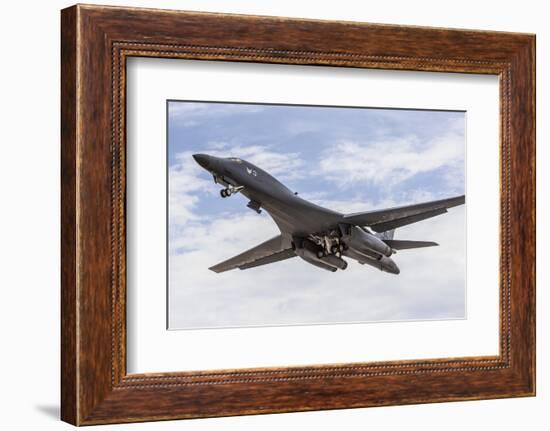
193;154;342;235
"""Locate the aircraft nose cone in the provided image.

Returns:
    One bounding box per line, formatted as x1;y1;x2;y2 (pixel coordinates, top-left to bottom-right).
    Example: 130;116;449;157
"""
193;153;211;169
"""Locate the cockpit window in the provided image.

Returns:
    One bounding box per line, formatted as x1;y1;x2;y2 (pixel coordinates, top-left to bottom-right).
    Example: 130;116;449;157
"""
228;157;242;163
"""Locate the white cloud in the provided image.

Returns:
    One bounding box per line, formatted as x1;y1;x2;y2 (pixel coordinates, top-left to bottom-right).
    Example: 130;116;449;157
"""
169;102;264;127
222;144;304;180
168;151;212;226
318;130;464;189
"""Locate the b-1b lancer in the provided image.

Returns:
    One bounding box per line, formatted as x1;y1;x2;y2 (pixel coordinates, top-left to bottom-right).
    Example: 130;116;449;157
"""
192;154;465;275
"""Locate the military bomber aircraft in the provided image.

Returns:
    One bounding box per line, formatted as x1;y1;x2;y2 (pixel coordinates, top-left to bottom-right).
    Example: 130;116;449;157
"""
192;153;465;275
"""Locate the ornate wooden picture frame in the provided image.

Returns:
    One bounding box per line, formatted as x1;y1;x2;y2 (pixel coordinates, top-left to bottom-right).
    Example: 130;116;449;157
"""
61;4;535;425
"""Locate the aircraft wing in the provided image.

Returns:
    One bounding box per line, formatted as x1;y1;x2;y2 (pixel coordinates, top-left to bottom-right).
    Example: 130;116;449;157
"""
209;234;295;273
343;195;465;233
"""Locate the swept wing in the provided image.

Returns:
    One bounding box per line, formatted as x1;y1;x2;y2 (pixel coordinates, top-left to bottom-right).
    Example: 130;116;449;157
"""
343;195;465;233
209;234;295;273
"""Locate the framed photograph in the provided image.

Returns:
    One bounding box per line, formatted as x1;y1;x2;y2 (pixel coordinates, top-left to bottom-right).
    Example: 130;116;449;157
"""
61;4;535;425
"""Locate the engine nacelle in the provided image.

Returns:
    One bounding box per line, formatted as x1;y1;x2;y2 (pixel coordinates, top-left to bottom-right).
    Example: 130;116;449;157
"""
298;256;337;272
293;237;347;271
345;247;400;274
343;226;393;257
322;254;348;270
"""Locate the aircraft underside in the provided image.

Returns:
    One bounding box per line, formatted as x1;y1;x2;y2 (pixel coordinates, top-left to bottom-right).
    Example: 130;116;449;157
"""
291;224;400;274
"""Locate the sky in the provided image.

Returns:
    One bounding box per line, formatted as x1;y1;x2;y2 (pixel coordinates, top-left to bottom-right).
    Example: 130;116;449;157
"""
167;100;466;329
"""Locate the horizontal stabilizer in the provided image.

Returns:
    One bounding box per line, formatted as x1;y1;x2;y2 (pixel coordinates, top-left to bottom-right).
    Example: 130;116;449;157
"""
376;229;395;240
384;239;439;250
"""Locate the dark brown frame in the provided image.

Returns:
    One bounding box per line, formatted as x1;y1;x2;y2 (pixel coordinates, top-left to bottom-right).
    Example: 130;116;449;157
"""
61;4;535;426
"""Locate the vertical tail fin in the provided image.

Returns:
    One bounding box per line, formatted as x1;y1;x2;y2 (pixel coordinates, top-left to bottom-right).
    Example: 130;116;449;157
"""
375;229;395;241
